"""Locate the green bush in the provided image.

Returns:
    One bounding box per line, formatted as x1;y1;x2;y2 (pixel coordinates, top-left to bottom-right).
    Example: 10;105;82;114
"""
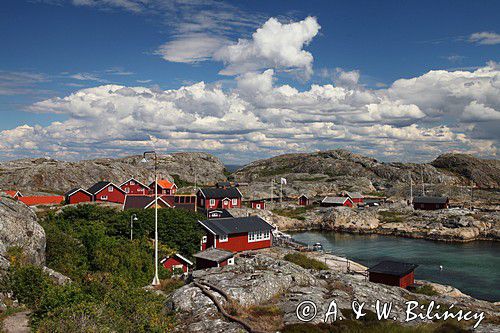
283;253;329;270
413;284;439;296
4;265;51;308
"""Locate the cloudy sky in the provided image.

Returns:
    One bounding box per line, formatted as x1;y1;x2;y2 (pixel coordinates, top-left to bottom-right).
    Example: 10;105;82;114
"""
1;0;499;164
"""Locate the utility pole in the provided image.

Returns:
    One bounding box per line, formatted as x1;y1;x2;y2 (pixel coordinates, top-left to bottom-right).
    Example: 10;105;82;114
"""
421;168;425;196
270;179;274;204
280;180;283;204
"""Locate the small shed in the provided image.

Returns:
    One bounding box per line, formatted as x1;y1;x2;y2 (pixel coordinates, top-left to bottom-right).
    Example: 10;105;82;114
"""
340;191;364;204
320;196;354;207
413;196;449;210
368;261;418;289
193;248;234;269
161;254;193;275
250;199;266;210
298;194;309;206
65;188;93;205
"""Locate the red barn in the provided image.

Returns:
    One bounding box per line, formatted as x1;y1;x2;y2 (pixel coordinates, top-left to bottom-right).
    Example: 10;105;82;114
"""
193;247;234;269
197;187;243;211
65;188;93;205
340;191;364;204
120;178;149;195
161;254;193;275
368;261;418;289
199;216;274;253
250;200;266;210
19;196;64;206
87;181;126;204
2;190;23;199
298;194;309;206
149;179;177;195
320;196;354;207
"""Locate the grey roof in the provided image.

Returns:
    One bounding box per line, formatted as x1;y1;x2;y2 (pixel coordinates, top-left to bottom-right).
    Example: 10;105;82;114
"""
199;216;274;236
344;191;364;199
193;247;233;263
322;196;350;204
123;195;170;210
87;181;110;194
413;196;449;204
207;209;233;219
368;261;418;277
199;187;242;199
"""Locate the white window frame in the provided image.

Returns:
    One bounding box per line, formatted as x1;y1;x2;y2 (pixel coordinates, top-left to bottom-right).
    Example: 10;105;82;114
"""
248;230;271;242
202;236;207;243
219;234;228;242
256;204;261;209
101;195;108;201
108;186;114;192
210;199;215;206
232;198;238;206
125;188;130;193
130;181;135;185
227;258;234;265
138;188;143;192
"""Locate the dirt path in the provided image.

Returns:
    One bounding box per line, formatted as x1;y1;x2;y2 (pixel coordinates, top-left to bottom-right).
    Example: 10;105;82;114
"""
2;311;30;333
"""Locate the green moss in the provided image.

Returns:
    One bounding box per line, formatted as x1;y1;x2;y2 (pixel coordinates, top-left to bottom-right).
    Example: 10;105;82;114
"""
171;174;194;188
378;211;405;223
283;253;329;271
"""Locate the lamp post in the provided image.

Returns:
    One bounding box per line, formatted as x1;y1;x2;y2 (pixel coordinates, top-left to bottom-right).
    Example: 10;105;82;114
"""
130;214;138;240
141;151;160;286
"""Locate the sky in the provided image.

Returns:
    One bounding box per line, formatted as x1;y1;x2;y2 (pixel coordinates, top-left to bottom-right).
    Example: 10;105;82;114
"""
0;0;499;164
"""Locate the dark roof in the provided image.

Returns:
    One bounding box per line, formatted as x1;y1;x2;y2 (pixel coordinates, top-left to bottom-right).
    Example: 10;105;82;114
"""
368;261;418;277
123;195;170;210
199;216;274;235
64;188;80;197
413;196;449;204
87;181;111;194
199;187;242;199
193;248;233;263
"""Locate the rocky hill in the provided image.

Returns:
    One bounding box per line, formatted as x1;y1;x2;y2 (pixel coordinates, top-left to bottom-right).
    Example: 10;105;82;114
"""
0;152;227;193
232;150;499;200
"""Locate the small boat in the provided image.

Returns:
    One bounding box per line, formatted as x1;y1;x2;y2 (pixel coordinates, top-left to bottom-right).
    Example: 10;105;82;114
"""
312;242;323;251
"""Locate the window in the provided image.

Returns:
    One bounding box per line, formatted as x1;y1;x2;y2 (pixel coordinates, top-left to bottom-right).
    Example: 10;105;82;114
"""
248;230;271;242
232;198;238;206
138;188;143;192
101;195;108;201
130;181;135;185
227;258;234;265
108;186;113;192
202;236;207;243
256;204;261;209
219;234;228;242
125;188;130;193
210;199;215;206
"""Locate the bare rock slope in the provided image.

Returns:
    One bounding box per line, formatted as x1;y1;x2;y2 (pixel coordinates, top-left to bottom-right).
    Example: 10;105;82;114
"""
0;194;45;271
0;152;227;193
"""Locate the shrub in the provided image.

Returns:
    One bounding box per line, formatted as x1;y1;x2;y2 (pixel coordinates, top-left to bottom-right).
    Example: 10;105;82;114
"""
283;253;329;270
413;284;439;296
4;265;51;308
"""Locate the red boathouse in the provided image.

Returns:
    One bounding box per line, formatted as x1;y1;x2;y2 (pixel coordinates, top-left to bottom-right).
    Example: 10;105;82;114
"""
65;188;93;204
368;261;418;289
250;200;266;210
199;216;274;253
320;196;354;207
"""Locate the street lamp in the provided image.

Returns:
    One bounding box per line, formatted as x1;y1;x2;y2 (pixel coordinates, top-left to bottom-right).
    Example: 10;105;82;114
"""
130;214;138;240
141;151;160;286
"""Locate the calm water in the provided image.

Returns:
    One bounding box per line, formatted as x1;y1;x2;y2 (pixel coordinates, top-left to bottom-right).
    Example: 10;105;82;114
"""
290;232;500;302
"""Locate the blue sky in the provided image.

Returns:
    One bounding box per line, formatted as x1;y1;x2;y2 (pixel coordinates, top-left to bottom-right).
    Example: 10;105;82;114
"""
0;0;499;163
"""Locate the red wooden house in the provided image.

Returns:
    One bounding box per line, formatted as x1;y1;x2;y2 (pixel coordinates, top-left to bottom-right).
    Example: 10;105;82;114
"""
19;196;64;206
161;253;193;274
320;196;354;207
298;194;309;206
149;179;177;195
199;216;274;253
87;181;126;204
368;261;418;289
2;190;23;199
65;188;93;204
193;247;234;269
250;199;266;210
197;187;243;210
120;178;149;195
340;191;364;204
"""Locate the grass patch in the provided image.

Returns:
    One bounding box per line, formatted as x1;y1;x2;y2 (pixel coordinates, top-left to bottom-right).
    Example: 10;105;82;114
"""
413;285;439;296
158;278;185;294
272;206;314;220
378;211;405;223
283;253;329;271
